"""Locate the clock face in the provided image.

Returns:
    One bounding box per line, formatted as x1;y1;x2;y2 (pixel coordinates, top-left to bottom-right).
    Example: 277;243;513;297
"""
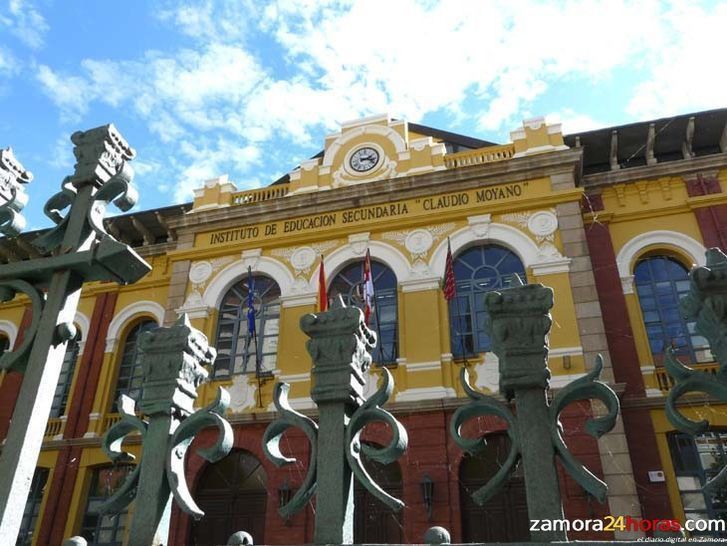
349;147;380;173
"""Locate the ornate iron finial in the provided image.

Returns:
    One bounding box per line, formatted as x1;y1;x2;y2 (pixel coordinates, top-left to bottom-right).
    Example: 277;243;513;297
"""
96;314;233;546
0;125;153;543
450;281;619;542
263;299;407;545
666;248;727;495
0;147;32;237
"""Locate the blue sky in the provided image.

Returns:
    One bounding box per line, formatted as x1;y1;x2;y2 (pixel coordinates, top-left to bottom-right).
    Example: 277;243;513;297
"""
1;0;725;229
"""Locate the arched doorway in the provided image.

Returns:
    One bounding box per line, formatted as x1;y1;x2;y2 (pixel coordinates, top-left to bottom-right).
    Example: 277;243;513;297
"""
191;450;267;546
354;449;403;543
459;433;529;542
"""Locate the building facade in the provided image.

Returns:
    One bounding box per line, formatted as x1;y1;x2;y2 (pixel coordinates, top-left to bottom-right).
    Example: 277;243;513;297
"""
1;108;726;545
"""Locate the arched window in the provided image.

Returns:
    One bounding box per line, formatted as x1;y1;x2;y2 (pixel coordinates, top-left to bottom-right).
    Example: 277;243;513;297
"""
111;319;157;410
329;260;398;365
80;465;134;546
449;245;526;357
214;275;280;377
50;330;81;418
191;450;267;545
634;256;710;363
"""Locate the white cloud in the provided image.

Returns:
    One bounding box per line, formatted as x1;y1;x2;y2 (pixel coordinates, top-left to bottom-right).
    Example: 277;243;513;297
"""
35;0;726;203
0;47;18;77
546;109;608;135
627;3;727;119
0;0;49;49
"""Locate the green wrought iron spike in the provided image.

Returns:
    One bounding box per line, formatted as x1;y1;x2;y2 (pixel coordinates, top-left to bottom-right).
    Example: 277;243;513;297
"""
452;281;621;542
665;248;727;495
96;314;233;546
264;297;408;545
0;148;32;237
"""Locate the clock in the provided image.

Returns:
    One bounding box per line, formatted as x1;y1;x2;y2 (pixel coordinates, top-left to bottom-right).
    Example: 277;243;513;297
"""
349;147;380;173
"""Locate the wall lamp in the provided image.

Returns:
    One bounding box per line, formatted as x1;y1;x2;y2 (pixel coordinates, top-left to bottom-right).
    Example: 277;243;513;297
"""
421;474;434;521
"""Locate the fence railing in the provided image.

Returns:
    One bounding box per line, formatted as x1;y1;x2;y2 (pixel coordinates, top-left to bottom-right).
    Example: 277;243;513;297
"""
654;361;720;391
232;184;290;205
443;143;516;168
102;413;122;432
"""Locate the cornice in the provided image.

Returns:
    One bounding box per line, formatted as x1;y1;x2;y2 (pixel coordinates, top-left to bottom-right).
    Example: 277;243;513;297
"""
582;153;727;189
168;148;584;233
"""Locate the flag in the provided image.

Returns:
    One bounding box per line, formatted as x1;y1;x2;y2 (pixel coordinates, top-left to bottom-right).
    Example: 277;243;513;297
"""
363;248;375;324
318;255;327;312
443;238;456;301
246;266;256;336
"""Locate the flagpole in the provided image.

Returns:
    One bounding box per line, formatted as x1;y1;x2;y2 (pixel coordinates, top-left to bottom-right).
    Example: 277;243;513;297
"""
443;238;470;367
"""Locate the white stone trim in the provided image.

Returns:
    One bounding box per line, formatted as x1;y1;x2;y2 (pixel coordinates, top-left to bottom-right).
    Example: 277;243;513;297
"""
549;346;584;357
203;255;296;309
74;311;90;344
0;320;18;349
531;259;572;275
616;230;706;285
400;277;440;293
322;122;407;168
280;292;317;308
279;372;310;383
550;372;587;389
646;388;664;398
396;386;456;402
640;365;656;372
405;361;441;372
105;301;165;354
310;240;411;287
621;275;635;295
280;396;315;410
429;221;544;278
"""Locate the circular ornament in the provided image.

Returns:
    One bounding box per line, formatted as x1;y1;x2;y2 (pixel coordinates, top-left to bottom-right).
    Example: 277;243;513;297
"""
189;261;213;284
405;229;434;255
527;211;558;238
290;246;317;271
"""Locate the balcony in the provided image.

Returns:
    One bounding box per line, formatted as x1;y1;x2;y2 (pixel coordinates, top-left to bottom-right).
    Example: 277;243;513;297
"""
44;418;63;439
443;143;516;168
654;362;720;392
232;184;290;206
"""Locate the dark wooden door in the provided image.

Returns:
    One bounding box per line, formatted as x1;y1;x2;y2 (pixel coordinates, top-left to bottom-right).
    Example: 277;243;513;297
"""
459;434;529;542
354;455;403;543
190;450;267;546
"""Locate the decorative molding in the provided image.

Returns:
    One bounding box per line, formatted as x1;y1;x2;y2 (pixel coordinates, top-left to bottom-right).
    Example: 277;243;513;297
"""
271;240;339;292
322;121;407;167
396;386;457;402
549;372;587;389
347;232;370;256
468;214;492;238
429;222;570;278
474;352;499;393
549;346;584;357
405;361;441;372
278;372;310;383
241;248;262;271
312;240;411;286
615;230;707;282
621;275;635;295
203;255;296;309
105;301;165;353
400;277;440;293
280;292;318;308
228;374;259;413
645;388;664;398
382;223;455;277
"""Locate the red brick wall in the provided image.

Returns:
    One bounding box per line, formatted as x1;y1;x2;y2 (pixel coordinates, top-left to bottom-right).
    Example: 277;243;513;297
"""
0;307;33;440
